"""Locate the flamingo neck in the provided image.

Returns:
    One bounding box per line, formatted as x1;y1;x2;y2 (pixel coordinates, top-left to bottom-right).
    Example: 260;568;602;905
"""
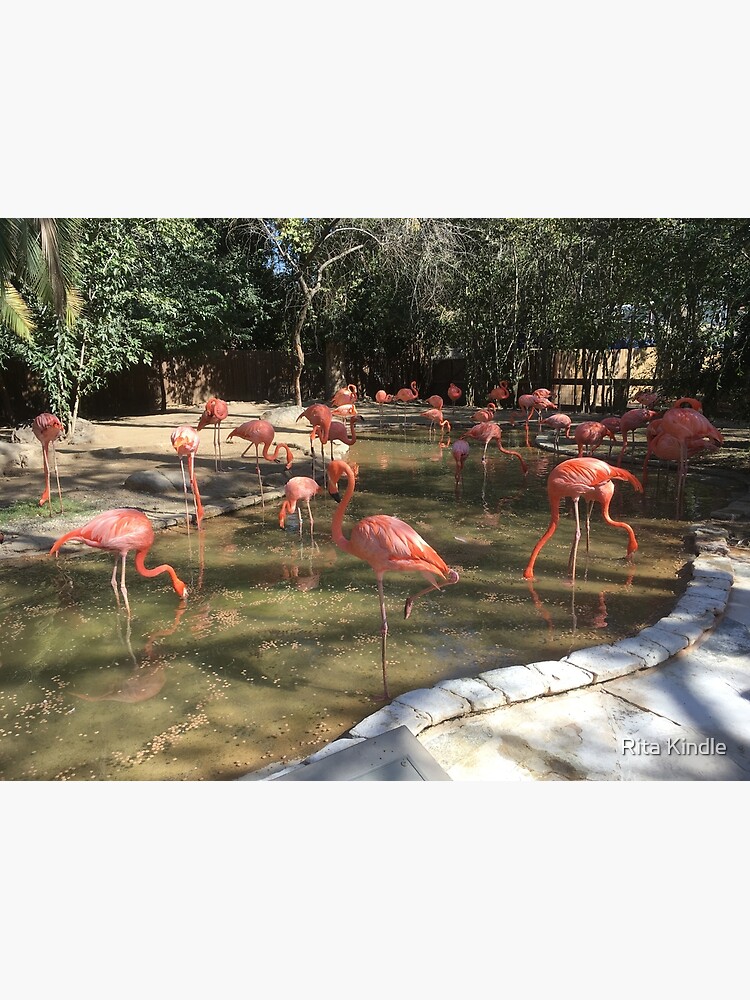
330;465;356;554
134;549;187;597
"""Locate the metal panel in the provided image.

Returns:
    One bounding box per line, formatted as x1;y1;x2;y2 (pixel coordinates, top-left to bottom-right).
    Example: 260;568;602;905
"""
273;726;452;781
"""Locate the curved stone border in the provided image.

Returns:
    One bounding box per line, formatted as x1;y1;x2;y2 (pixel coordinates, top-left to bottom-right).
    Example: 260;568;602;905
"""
263;432;750;779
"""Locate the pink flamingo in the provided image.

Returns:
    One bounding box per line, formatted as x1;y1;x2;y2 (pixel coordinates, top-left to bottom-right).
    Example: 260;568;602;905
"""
32;412;64;514
648;408;723;503
575;420;616;457
461;422;528;473
279;476;322;536
327;414;364;458
420;407;451;441
541;412;572;451
617;409;659;464
671;397;702;411
326;459;459;700
523;457;643;582
451;439;470;479
447;383;462;414
50;508;187;616
375;389;393;424
642;430;720;495
227;419;294;497
393;380;419;428
634;389;661;409
488;381;512;404
600;416;622;459
331;384;358;407
471;402;497;423
171;426;205;531
331;403;358;419
196;397;229;471
424;394;444;410
393;380;419;403
296;404;333;471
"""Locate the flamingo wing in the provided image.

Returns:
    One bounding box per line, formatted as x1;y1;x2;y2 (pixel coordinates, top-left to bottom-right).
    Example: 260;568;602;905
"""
350;516;451;578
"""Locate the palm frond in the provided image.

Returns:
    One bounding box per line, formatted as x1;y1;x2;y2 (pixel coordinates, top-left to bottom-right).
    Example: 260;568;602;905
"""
0;282;34;340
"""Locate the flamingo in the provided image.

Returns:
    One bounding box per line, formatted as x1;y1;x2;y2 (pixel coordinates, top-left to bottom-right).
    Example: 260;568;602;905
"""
488;381;512;404
641;430;720;497
461;422;528;473
451;439;470;479
420;407;451;441
196;397;228;471
523;457;643;581
393;380;419;403
170;426;205;531
296;404;333;472
600;416;622;459
634;389;661;409
327;414;364;458
574;420;616;458
32;412;64;514
393;380;419;429
447;383;462;414
541;413;572;451
424;394;444;410
671;397;702;411
375;389;393;425
279;477;322;536
648;408;723;503
326;459;459;700
617;409;659;464
471;402;497;423
331;384;358;408
227;419;294;497
50;508;187;616
331;403;359;419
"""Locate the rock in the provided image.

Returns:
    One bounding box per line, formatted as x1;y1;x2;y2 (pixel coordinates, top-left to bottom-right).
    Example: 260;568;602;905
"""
123;470;178;494
260;405;305;427
0;441;40;474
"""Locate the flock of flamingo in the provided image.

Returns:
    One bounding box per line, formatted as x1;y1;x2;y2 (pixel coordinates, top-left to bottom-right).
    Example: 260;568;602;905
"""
29;378;724;700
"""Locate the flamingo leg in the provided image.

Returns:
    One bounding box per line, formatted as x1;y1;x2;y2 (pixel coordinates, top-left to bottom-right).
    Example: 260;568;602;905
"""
585;500;594;553
568;497;582;582
255;445;265;505
376;575;390;701
404;572;445;620
120;553;132;618
40;443;52;513
240;443;253;458
306;498;314;536
51;442;64;514
179;457;191;534
110;559;120;605
482;440;490;463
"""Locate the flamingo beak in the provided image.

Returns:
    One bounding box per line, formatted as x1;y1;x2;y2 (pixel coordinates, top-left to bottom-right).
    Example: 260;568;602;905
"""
329;490;342;503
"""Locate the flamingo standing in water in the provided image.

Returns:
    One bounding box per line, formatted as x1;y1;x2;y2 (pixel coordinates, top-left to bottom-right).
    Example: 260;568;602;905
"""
447;383;462;414
523;457;643;581
326;459;459;700
375;389;393;425
227;419;294;498
617;409;659;465
196;397;229;471
424;394;444;410
461;422;528;473
327;414;364;459
600;416;622;459
296;404;333;472
420;407;451;441
541;412;572;451
644;408;723;504
393;380;419;428
279;477;322;536
471;402;497;423
451;439;470;479
32;412;64;514
574;420;616;458
50;508;187;616
331;384;358;408
171;426;205;531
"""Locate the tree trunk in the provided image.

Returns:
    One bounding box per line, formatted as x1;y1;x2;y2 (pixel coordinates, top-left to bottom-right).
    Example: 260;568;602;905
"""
324;339;347;400
291;298;310;406
70;333;87;439
154;353;168;413
0;370;14;424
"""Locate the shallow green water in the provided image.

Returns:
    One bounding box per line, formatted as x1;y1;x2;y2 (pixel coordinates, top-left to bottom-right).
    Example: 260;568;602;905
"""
0;428;738;780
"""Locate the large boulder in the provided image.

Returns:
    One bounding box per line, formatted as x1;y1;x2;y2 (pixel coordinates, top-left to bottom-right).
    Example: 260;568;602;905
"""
260;405;305;427
0;441;41;475
123;470;178;494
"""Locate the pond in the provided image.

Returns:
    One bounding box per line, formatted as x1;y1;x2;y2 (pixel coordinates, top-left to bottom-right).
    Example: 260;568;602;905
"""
0;427;738;780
